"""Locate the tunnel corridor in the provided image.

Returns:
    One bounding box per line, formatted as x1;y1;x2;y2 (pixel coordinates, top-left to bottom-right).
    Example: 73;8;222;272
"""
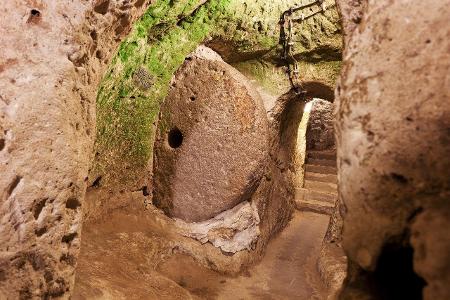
1;0;449;299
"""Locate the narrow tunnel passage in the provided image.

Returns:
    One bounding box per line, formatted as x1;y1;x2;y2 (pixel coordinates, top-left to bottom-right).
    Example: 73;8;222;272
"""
2;0;448;299
72;7;345;293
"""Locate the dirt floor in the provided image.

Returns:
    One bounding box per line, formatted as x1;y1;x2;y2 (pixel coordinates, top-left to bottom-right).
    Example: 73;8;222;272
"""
73;205;330;299
159;212;330;300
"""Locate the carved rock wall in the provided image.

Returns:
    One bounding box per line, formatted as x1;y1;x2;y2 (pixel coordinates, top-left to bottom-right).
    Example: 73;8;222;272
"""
0;0;154;297
306;99;335;151
336;1;450;299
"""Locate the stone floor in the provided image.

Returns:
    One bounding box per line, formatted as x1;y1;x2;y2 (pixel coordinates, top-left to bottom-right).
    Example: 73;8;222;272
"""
156;211;331;299
73;206;333;299
74;146;339;300
209;211;331;299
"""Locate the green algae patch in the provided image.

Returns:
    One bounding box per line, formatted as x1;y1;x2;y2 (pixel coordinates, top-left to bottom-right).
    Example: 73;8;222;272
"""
210;0;342;62
232;56;341;100
209;0;342;98
92;0;342;189
297;59;342;87
233;59;291;96
92;0;230;187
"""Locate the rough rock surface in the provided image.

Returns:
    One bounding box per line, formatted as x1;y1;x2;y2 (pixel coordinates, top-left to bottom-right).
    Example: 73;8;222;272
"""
175;201;260;253
335;0;366;45
153;47;269;222
317;242;347;299
306;99;335;151
0;0;154;298
73;199;257;299
210;0;342;63
90;0;223;193
207;0;342;105
336;1;450;299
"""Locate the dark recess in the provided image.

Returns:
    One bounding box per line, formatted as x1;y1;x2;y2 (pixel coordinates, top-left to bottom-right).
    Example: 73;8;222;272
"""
342;236;427;299
372;241;426;300
168;128;183;148
142;186;150;196
30;9;40;17
91;176;102;188
94;0;110;15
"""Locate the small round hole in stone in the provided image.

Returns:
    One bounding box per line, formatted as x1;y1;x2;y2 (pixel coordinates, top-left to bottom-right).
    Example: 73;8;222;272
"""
168;128;183;148
31;9;41;16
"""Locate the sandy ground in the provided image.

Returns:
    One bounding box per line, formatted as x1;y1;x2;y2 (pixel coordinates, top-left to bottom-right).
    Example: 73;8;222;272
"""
73;206;330;299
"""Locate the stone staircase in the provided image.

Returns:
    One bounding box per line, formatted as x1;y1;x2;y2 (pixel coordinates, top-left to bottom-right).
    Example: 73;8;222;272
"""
296;149;337;215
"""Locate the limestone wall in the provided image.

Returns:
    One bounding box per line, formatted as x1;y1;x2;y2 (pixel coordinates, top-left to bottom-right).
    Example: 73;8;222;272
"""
306;99;335;151
0;0;344;297
336;1;450;299
0;0;157;298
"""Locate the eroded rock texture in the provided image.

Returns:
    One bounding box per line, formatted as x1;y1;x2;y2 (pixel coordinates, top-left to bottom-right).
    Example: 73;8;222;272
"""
210;0;342;63
335;0;366;45
208;0;343;104
175;201;260;253
153;47;269;222
306;99;335;151
336;1;450;299
0;0;153;298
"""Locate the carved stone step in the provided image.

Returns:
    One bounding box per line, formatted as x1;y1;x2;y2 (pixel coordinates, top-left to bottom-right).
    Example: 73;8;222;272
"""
296;188;337;204
295;199;334;215
306;158;336;167
307;150;336;161
305;164;337;175
304;172;337;184
304;180;337;194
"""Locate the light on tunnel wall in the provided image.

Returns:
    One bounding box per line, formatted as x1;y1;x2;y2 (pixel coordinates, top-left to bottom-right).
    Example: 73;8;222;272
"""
303;100;314;113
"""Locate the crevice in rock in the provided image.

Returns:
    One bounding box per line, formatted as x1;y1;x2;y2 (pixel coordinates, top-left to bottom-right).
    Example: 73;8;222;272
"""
33;198;48;220
6;176;22;199
66;197;81;210
94;0;110;15
91;176;102;188
62;232;78;244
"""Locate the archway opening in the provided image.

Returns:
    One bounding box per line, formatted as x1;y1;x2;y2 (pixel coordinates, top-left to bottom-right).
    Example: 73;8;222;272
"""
295;97;337;214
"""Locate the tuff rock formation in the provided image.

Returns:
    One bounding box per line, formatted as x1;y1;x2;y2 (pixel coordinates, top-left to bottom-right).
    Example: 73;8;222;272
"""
306;99;335;151
175;201;260;253
1;0;449;299
336;0;450;299
153;46;269;222
0;0;155;298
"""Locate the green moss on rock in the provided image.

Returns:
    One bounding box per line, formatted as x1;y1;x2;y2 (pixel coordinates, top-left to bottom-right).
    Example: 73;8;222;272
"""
92;0;343;189
209;0;342;99
92;0;230;187
233;59;291;96
210;0;342;62
232;58;341;99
